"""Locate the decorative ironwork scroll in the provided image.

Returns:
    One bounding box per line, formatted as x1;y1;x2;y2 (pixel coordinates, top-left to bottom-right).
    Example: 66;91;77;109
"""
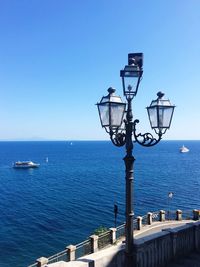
110;130;126;147
133;120;162;147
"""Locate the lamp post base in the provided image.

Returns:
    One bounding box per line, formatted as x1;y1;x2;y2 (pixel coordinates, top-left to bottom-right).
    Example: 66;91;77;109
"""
124;250;136;267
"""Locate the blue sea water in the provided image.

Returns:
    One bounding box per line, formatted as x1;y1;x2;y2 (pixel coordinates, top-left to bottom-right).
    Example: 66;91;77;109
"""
0;140;200;267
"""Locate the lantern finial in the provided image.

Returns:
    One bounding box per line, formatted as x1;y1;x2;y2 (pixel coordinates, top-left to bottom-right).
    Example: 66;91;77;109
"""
157;91;164;99
107;87;116;94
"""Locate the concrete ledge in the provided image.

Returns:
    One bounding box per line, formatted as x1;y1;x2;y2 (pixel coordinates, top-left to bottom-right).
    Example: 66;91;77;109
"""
48;243;125;267
79;243;125;267
48;260;90;267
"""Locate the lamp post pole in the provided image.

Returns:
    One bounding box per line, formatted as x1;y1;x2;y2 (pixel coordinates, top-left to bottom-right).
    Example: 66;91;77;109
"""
97;53;175;267
124;97;135;261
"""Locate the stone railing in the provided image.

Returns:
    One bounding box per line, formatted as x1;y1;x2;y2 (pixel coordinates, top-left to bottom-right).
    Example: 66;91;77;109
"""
134;221;200;267
27;209;200;267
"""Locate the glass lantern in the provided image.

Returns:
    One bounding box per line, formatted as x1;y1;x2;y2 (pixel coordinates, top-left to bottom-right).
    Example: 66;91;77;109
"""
147;91;175;133
97;87;126;133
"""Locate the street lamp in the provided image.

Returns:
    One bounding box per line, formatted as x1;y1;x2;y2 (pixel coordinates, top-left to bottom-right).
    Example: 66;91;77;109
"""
97;53;175;266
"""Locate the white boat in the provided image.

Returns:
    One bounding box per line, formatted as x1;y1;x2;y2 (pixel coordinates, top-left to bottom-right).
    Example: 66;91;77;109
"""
180;145;189;153
13;161;40;168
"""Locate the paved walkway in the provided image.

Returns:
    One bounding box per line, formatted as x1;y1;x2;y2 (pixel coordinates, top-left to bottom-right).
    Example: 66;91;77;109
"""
134;220;194;239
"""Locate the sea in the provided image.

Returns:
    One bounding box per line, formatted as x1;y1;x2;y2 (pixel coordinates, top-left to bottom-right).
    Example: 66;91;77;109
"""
0;140;200;267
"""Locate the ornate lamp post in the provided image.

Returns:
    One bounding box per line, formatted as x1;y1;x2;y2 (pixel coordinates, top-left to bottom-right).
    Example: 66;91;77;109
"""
97;53;175;266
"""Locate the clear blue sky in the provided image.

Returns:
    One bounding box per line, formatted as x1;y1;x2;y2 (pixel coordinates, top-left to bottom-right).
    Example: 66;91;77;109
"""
0;0;199;140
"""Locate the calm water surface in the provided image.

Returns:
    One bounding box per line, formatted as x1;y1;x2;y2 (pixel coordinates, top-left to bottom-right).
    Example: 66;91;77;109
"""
0;141;199;267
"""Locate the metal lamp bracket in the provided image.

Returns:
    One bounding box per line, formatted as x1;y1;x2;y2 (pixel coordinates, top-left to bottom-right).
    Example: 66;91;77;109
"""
133;119;162;147
109;129;126;147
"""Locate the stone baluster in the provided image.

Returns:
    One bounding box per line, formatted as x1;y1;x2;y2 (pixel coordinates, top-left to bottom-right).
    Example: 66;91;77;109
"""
66;245;76;261
90;234;99;253
176;209;182;221
110;228;117;244
36;257;48;267
193;209;199;221
147;212;153;225
159;210;165;222
137;216;142;230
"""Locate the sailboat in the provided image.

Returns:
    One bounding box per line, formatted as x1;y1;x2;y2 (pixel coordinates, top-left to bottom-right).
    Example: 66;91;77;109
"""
180;145;189;153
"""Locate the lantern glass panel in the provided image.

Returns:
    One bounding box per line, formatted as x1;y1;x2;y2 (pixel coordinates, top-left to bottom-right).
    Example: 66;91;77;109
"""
122;76;139;95
147;106;158;128
97;87;126;133
98;103;110;127
147;93;175;131
158;107;174;128
110;103;126;127
118;111;126;131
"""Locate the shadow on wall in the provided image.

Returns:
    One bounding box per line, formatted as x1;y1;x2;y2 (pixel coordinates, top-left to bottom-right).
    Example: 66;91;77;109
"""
76;245;125;267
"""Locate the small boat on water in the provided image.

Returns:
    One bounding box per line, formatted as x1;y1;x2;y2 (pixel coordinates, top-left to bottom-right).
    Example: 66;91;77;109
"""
180;145;189;153
13;161;40;168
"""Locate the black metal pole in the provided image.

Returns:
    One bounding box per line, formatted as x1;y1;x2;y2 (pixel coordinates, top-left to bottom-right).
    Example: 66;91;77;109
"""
168;195;170;220
114;203;118;228
124;97;135;267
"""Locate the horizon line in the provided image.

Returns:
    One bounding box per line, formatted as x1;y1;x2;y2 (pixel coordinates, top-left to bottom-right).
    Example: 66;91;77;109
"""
0;139;200;142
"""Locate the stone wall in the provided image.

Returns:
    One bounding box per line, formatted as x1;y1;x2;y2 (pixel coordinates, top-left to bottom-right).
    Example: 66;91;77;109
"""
47;221;200;267
135;221;200;267
133;222;200;267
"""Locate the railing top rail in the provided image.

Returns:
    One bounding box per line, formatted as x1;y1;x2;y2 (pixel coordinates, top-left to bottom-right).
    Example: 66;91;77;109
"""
27;264;37;267
142;214;148;218
116;223;125;231
152;211;160;215
98;230;111;238
48;249;67;261
76;239;90;248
